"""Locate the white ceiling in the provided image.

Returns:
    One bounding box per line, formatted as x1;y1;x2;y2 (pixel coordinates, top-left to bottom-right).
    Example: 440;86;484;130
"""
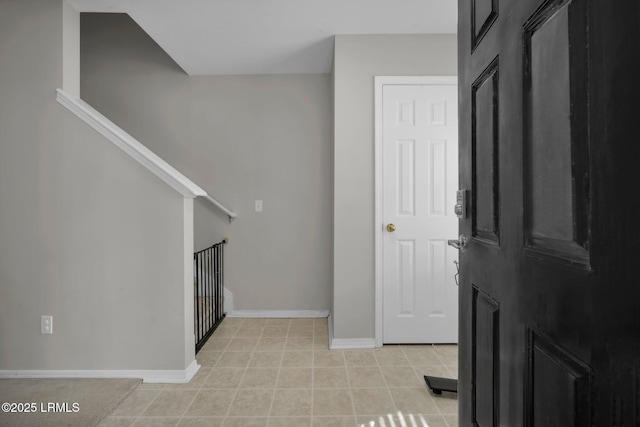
67;0;457;75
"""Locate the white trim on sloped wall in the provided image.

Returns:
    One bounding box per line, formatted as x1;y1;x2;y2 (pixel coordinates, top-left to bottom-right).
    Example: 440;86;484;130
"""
0;360;200;384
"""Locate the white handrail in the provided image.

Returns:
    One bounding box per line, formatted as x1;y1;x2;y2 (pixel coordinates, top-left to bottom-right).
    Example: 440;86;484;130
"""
203;195;237;222
56;89;206;198
57;88;237;222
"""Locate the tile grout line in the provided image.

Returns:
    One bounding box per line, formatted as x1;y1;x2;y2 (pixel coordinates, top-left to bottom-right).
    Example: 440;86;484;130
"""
430;343;449;366
429;343;460;422
134;384;164;423
412;344;453;421
376;348;400;425
400;344;447;422
177;331;233;425
264;319;289;425
343;348;359;426
223;318;243;421
177;364;212;425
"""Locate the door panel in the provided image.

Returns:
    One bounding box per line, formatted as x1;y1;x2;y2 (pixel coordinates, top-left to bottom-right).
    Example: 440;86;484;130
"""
430;139;449;215
472;287;500;427
382;82;458;344
396;239;416;316
472;0;498;50
523;0;591;267
525;329;592;427
458;0;640;425
472;58;500;245
397;139;416;216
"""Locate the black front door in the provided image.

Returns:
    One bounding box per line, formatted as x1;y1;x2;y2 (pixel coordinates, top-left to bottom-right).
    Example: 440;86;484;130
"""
457;0;640;425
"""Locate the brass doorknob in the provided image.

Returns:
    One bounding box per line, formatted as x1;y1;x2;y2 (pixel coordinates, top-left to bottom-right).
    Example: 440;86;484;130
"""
386;223;396;232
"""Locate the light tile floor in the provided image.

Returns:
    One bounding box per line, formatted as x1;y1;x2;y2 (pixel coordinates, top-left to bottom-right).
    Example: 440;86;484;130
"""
100;318;458;427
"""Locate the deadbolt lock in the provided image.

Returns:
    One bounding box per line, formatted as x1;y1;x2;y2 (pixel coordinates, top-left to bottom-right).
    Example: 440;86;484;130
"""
455;189;468;219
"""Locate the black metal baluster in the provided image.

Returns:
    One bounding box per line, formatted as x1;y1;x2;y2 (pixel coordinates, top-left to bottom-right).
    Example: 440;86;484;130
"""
194;240;227;354
195;252;201;345
208;246;213;334
219;242;224;323
193;252;198;344
215;244;220;324
206;247;211;335
214;244;218;325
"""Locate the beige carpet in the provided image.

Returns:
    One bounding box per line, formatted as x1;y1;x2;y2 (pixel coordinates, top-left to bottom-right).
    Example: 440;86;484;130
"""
0;378;141;427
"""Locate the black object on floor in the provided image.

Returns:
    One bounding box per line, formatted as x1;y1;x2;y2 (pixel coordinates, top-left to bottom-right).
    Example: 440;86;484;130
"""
424;375;457;395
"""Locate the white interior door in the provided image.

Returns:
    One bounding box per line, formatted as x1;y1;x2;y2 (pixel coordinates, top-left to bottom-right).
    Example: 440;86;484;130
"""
380;79;459;344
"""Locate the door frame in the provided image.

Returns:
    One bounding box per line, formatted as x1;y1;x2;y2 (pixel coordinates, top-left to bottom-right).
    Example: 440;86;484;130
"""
374;75;458;347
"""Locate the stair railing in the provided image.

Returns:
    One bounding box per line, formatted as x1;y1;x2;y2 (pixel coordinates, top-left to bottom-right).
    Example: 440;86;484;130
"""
194;239;227;353
203;195;237;223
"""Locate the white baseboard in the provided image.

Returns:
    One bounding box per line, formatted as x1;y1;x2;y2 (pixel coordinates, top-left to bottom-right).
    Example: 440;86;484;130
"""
328;311;334;344
0;360;200;384
222;289;328;319
227;310;329;318
327;312;376;349
329;338;377;349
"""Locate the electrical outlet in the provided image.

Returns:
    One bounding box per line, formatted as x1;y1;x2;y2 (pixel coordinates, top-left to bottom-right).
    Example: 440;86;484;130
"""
41;315;53;334
255;200;263;212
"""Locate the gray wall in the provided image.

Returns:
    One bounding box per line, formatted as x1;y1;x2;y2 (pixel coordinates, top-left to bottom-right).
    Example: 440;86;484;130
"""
0;0;190;370
332;34;457;340
80;14;333;312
